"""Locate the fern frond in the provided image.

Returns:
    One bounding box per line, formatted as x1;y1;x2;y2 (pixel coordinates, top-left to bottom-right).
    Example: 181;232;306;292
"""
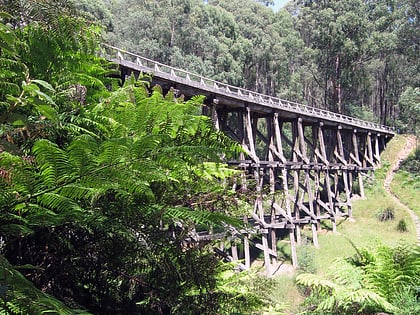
54;183;94;201
193;162;240;180
345;288;395;313
36;192;83;219
296;273;338;295
63;113;111;139
131;134;162;158
362;242;420;299
165;207;241;228
316;295;337;312
0;255;90;314
66;134;99;176
32;139;72;187
330;258;364;289
23;203;69;228
97;138;130;165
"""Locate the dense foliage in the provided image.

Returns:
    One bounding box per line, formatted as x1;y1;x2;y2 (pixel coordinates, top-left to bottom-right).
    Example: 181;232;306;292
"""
0;1;282;314
297;242;420;314
400;144;420;175
80;0;419;129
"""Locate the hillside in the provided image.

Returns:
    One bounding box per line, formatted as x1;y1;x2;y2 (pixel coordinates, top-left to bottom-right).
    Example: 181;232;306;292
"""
271;134;420;314
75;0;419;133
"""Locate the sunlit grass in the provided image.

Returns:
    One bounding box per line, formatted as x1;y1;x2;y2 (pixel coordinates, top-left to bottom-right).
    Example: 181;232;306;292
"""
258;135;418;314
317;190;414;254
391;171;420;216
310;135;417;270
271;275;304;314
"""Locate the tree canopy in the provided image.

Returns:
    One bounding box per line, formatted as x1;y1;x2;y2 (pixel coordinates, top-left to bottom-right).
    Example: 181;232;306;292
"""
87;0;419;127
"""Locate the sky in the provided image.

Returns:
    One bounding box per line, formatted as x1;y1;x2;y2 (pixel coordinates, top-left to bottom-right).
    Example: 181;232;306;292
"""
272;0;290;12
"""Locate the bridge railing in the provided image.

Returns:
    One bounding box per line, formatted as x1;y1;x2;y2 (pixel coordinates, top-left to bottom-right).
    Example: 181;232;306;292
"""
101;44;394;134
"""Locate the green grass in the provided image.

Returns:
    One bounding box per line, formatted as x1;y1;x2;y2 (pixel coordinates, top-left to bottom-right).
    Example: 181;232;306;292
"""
271;275;305;314
391;171;420;216
312;135;417;269
269;135;419;313
390;136;420;218
313;189;416;270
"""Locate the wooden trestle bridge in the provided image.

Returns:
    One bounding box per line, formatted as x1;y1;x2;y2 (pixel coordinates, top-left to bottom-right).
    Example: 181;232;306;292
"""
102;44;395;275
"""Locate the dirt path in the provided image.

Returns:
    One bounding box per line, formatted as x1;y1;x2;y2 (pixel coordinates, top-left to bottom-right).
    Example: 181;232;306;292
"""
383;135;420;245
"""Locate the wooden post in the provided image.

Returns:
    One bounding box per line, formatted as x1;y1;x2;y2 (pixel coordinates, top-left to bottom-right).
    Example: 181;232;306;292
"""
274;114;298;268
231;243;238;261
268;116;278;266
318;123;337;232
244;108;271;275
211;103;220;131
298;119;319;247
352;130;365;198
374;133;381;165
244;217;250;269
366;132;374;168
292;120;302;245
336;126;352;217
312;125;322;231
238;109;251;270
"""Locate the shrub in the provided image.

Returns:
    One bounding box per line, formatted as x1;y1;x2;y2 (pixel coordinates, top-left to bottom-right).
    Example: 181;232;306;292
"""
400;145;420;174
397;219;408;232
392;287;420;315
297;242;420;314
377;207;395;221
297;244;317;274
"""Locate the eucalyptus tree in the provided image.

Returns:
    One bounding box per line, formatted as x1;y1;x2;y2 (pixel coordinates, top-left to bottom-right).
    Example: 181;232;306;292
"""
272;8;306;102
397;87;420;134
208;0;290;94
294;0;372;113
364;0;420;126
293;0;419;124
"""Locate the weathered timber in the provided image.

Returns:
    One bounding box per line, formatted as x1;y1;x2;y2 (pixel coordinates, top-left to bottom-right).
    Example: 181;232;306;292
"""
102;44;395;274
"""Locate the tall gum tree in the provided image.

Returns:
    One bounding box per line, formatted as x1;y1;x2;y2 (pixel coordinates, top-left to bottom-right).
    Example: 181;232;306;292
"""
295;0;370;113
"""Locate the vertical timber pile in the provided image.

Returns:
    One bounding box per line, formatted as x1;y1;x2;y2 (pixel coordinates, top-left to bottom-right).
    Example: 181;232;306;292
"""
215;105;386;275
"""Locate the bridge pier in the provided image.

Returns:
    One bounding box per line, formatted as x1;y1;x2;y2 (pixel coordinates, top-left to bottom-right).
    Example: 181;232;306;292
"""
216;106;388;273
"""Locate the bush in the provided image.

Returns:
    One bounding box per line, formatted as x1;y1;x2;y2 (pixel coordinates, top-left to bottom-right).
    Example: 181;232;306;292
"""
377;207;395;221
297;243;316;274
397;219;408;232
400;145;420;174
392;287;420;315
297;242;420;315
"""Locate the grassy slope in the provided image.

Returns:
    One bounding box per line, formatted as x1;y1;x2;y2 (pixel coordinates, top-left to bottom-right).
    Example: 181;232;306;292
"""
391;172;420;217
390;136;420;218
313;134;416;270
272;134;418;314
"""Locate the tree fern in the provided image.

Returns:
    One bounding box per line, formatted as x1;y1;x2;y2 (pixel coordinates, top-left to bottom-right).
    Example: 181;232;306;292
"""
0;255;91;314
1;8;247;312
362;242;420;300
299;242;420;314
32;140;72;187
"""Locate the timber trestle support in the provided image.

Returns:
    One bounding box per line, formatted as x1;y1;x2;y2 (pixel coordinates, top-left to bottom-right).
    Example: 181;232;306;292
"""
102;44;394;275
212;105;387;274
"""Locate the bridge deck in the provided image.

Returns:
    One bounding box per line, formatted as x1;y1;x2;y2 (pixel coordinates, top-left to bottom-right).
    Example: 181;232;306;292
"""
102;44;394;136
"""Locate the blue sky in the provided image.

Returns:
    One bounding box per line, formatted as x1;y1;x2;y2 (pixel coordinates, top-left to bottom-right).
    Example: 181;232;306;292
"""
272;0;290;11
